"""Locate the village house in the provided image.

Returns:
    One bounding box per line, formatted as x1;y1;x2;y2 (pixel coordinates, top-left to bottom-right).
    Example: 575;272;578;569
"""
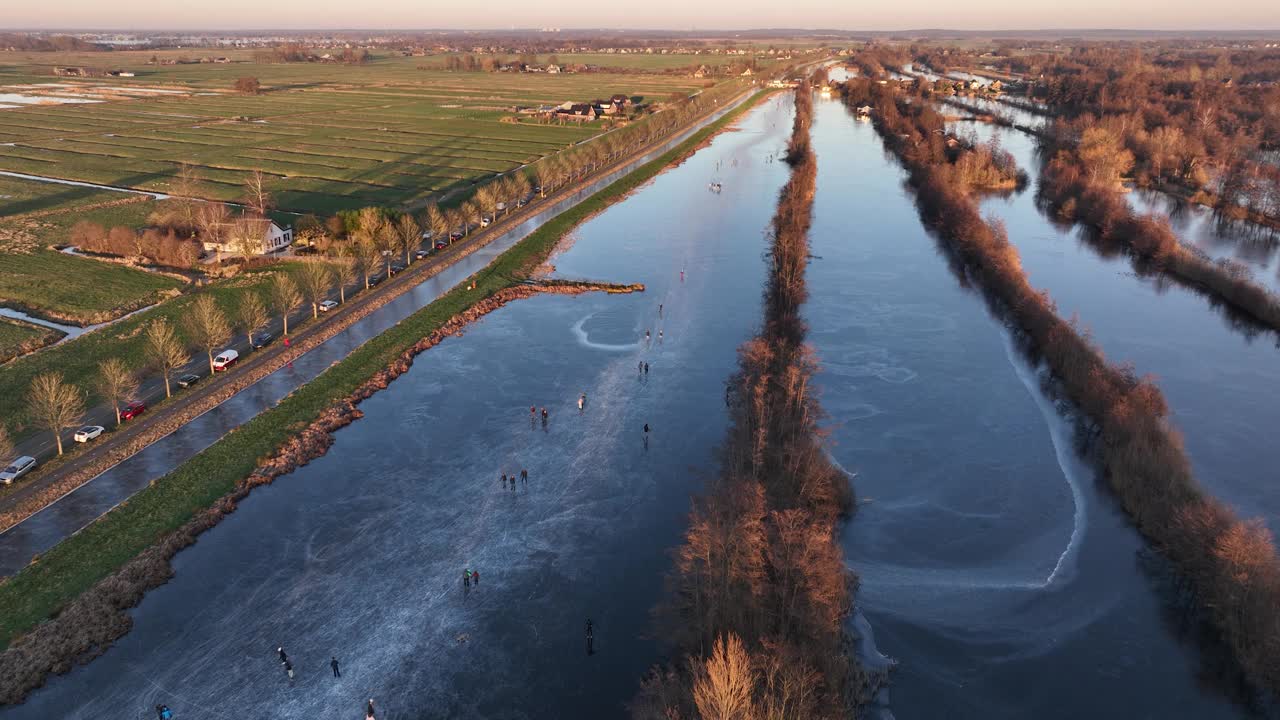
546;64;561;74
203;219;294;255
693;64;710;79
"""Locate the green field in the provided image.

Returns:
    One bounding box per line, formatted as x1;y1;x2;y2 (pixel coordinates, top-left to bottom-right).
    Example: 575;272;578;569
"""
0;51;711;214
0;174;144;218
0;317;60;365
0;246;182;326
0;89;769;652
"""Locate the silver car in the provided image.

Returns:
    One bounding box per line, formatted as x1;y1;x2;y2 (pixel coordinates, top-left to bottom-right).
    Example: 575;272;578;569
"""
1;456;36;485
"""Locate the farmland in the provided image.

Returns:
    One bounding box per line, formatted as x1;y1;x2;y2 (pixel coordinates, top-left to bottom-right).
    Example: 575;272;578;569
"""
0;317;60;365
0;51;710;214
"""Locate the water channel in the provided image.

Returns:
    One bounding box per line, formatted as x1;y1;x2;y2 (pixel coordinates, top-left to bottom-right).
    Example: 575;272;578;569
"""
806;88;1254;718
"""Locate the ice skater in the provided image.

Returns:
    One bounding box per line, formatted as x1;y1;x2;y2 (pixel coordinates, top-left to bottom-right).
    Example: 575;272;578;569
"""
586;619;595;655
658;330;663;342
521;468;528;484
331;656;341;678
542;407;549;423
643;423;650;449
659;303;663;317
578;394;584;412
464;569;472;589
644;362;649;375
155;705;173;720
644;329;651;342
367;698;377;719
472;569;480;586
277;647;289;665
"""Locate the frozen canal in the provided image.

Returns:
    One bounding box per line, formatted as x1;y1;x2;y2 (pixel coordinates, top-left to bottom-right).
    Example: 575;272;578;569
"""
4;95;796;719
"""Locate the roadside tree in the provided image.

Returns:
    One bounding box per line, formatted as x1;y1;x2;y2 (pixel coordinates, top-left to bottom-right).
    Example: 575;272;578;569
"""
187;295;232;374
269;272;302;335
27;372;84;456
394;214;421;262
143;320;189;399
96;357;138;426
297;262;333;318
235;291;269;346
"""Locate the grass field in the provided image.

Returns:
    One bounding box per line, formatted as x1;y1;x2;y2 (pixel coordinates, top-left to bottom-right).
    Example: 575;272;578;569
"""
0;89;769;652
0;247;182;326
0;51;711;214
0;317;61;365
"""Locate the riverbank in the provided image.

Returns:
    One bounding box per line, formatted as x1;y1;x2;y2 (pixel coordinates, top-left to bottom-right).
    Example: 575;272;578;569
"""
842;73;1280;699
633;82;864;719
0;89;770;705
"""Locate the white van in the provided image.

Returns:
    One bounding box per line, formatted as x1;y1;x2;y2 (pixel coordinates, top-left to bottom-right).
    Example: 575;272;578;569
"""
1;456;36;485
212;349;240;371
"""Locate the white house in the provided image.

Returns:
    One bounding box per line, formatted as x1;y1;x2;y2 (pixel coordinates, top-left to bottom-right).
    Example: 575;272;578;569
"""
204;219;293;256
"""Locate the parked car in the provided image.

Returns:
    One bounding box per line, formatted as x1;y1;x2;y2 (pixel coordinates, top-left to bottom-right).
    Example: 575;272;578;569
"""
73;425;104;443
176;373;201;388
251;333;274;350
0;456;36;485
390;262;406;274
213;349;240;371
121;401;147;421
480;217;491;228
319;300;339;313
415;249;429;260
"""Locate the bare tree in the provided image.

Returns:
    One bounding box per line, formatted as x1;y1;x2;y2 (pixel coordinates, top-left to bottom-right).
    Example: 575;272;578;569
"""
332;258;356;303
353;237;382;290
474;185;498;223
269;272;302;335
394;213;421;263
297;262;333;318
242;170;273;217
229;217;266;265
96;357;138;426
186;295;232;374
235;291;269;345
195;201;232;248
692;634;756;720
425;204;451;246
27;372;84;456
143;320;189;399
461;200;481;237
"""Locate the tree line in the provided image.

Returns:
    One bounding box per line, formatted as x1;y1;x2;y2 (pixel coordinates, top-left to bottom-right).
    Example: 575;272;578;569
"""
842;60;1280;699
632;81;864;720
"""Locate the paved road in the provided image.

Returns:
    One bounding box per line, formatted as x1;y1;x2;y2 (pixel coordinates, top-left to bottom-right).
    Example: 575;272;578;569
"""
0;89;757;577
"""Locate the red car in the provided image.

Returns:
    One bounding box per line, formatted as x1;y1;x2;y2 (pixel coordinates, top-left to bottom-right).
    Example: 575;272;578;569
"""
121;401;147;421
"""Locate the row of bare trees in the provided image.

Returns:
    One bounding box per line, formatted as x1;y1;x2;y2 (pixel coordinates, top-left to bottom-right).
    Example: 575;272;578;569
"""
11;265;341;460
844;62;1280;696
633;83;862;720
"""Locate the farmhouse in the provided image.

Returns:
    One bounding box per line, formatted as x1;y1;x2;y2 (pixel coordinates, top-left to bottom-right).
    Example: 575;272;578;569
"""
203;219;294;255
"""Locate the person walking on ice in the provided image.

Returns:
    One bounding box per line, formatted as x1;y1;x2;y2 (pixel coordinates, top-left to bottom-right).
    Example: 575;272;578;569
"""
586;619;595;655
464;569;472;589
277;647;289;665
521;468;528;485
367;698;377;719
331;656;341;678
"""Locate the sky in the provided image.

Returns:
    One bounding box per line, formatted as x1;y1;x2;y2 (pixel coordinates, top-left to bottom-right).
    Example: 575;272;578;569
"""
3;0;1279;32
